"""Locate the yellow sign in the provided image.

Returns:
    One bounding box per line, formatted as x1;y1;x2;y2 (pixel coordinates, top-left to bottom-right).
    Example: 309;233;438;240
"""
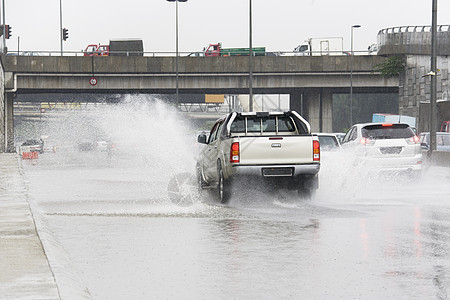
205;94;224;103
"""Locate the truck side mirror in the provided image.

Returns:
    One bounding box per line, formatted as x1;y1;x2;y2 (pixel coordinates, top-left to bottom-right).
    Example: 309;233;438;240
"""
197;134;207;144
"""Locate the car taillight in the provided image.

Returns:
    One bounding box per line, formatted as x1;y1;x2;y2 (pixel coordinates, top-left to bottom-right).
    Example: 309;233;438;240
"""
360;138;375;146
230;142;239;163
313;140;320;161
406;135;420;144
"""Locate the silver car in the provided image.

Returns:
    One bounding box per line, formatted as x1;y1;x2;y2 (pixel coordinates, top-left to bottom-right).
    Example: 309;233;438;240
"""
419;132;450;151
341;123;422;174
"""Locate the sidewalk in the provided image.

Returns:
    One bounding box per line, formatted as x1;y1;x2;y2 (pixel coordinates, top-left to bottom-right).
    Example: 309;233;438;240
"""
0;153;60;300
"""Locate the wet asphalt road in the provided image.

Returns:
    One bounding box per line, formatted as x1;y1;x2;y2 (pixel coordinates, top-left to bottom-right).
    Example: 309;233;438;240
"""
21;151;450;299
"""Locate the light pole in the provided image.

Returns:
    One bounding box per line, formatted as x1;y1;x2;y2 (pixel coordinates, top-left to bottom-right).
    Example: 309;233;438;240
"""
429;0;438;153
249;0;253;112
2;0;5;53
60;0;63;56
350;24;361;126
167;0;187;107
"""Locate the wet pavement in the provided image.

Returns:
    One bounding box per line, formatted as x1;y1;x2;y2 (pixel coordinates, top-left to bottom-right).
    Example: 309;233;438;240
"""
7;148;450;300
0;153;60;300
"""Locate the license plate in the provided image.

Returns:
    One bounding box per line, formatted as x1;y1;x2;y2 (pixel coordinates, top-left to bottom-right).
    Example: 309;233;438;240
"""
262;168;294;177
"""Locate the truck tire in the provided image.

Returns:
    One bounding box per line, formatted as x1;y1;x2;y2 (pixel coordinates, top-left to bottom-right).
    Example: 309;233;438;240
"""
196;164;206;192
217;164;230;204
297;174;318;200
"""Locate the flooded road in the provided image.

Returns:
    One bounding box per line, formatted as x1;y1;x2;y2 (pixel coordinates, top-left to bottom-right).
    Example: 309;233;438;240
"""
18;101;450;299
21;152;450;300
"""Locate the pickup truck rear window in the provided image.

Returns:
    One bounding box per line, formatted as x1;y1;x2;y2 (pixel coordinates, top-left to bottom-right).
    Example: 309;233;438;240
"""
230;116;296;134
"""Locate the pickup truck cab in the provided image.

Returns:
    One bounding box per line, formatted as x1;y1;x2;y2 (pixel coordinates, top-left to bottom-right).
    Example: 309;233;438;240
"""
196;111;320;203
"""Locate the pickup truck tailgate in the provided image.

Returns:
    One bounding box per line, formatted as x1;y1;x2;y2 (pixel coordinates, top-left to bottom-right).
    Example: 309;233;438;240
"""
238;136;314;165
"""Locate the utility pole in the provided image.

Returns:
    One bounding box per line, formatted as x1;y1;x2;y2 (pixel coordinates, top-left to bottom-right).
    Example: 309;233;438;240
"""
248;0;253;112
60;0;63;56
2;0;6;53
430;0;437;153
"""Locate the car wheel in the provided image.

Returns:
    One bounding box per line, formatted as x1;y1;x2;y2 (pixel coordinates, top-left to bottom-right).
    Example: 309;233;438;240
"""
217;164;230;204
196;164;206;192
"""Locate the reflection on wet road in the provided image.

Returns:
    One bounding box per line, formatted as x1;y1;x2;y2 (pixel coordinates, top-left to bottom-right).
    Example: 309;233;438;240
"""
22;151;450;299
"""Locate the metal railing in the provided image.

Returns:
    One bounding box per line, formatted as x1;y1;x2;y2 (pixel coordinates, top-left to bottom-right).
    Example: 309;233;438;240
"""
4;49;375;57
378;25;450;35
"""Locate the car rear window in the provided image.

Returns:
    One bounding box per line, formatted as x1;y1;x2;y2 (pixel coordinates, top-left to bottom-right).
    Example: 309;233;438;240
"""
230;115;296;134
362;124;414;139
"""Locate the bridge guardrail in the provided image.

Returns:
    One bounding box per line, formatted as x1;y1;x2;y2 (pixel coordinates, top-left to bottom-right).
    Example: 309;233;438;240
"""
377;25;450;56
378;25;450;34
4;49;375;57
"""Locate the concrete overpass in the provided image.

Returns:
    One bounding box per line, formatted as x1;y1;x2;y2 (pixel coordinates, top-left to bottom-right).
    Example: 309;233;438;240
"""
1;54;397;152
377;25;450;133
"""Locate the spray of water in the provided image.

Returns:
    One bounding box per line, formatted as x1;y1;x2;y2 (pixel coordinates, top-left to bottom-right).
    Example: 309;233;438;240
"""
34;95;201;207
20;96;450;209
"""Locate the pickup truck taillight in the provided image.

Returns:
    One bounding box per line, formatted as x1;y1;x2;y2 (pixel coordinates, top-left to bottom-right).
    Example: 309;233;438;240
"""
230;142;240;163
313;140;320;161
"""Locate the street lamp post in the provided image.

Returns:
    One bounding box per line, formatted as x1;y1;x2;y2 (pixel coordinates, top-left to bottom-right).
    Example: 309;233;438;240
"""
60;0;63;56
167;0;187;107
249;0;253;112
350;24;361;126
2;0;6;53
430;0;438;153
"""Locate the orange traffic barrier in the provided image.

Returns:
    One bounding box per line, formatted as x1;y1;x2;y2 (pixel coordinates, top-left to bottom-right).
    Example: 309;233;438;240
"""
22;151;39;160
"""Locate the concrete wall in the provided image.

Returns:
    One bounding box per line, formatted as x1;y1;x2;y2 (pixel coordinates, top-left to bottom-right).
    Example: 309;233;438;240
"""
3;55;388;75
378;25;450;56
399;55;450;132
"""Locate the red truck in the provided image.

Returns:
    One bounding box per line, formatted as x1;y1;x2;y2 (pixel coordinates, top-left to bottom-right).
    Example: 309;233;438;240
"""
83;40;143;56
84;44;109;56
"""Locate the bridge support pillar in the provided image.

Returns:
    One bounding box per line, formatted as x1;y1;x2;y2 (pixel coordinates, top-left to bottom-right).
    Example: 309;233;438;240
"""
301;88;333;133
289;90;305;117
4;93;14;153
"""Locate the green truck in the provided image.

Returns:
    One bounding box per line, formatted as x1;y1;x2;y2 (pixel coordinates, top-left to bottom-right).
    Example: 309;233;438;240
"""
204;43;266;56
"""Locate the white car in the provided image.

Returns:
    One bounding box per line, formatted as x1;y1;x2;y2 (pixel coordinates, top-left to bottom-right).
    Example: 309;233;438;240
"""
316;133;341;151
419;132;450;151
341;123;422;175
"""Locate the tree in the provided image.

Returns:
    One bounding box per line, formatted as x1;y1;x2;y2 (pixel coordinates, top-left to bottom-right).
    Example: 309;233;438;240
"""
373;56;405;78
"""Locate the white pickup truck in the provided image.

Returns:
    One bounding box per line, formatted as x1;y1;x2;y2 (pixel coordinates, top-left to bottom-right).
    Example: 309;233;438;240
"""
196;111;320;203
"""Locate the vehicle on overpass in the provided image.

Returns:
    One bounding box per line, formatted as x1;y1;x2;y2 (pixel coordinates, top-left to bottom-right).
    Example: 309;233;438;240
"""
293;37;343;56
196;111;320;203
203;43;266;57
84;40;144;56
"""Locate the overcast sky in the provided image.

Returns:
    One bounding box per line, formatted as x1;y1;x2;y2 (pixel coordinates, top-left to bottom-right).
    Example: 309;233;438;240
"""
4;0;450;54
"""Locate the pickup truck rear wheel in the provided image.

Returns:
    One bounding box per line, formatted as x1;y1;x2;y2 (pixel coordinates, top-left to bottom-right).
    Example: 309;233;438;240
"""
218;165;230;204
196;164;206;191
297;175;318;200
298;188;315;200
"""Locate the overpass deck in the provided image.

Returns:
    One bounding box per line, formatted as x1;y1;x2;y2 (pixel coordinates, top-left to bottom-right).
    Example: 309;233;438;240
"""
2;55;397;94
